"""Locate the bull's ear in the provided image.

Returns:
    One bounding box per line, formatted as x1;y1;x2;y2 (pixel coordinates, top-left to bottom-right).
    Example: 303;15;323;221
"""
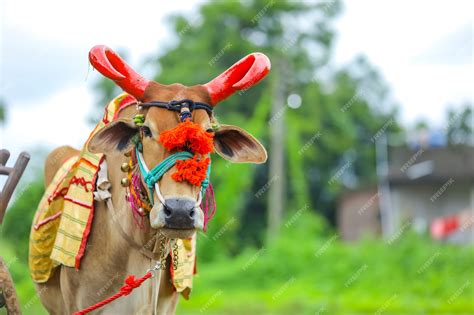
213;124;267;163
87;118;137;154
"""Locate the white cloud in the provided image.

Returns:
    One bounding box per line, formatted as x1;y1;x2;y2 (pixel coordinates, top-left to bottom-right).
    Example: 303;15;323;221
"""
1;0;201;154
1;0;472;160
0;85;95;185
3;0;201;64
334;0;473;127
2;85;94;149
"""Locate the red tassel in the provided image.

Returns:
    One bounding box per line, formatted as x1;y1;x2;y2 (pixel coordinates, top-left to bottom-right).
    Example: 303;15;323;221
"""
159;120;213;155
172;156;210;186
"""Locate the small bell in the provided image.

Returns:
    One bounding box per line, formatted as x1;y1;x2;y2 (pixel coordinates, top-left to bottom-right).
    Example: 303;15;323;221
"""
121;178;130;187
121;163;130;172
137;207;146;216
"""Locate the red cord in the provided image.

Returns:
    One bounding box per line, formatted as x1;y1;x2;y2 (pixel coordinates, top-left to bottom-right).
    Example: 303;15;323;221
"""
74;272;152;314
48;176;94;204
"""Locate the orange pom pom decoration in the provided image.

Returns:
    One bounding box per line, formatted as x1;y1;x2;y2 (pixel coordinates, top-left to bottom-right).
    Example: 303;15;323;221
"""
172;156;210;186
159;120;214;186
159;120;214;155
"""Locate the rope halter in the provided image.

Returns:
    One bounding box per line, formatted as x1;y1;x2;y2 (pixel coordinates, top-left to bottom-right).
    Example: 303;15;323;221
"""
136;148;211;208
133;99;213;209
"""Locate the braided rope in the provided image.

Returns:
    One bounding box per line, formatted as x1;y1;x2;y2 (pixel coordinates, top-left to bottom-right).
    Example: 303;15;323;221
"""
136;149;212;205
73;272;152;315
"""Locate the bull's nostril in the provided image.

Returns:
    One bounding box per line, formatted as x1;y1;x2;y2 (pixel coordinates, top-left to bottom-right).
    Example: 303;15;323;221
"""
163;198;197;229
164;206;172;217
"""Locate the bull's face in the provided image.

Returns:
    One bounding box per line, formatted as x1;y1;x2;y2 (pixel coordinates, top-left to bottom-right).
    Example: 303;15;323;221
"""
87;46;270;239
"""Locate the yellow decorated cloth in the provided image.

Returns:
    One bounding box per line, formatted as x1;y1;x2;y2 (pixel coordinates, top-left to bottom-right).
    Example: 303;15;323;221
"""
171;234;197;298
28;92;127;282
29;93;197;296
29;155;79;282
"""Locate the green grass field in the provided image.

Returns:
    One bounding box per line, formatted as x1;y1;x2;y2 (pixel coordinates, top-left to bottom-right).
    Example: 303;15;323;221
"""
2;212;473;315
176;214;474;314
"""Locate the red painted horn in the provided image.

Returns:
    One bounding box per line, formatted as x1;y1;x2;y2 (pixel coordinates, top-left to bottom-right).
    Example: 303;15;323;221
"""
89;45;149;99
204;53;271;105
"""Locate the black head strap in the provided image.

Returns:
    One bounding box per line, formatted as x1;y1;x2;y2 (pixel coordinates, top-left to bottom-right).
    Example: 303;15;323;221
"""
139;99;213;116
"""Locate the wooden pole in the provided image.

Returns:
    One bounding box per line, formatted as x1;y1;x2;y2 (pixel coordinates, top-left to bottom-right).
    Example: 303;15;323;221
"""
0;257;21;314
0;151;30;224
267;58;287;242
0;149;30;314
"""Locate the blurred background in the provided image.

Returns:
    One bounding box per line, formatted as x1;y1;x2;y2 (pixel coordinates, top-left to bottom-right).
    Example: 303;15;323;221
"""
1;0;473;314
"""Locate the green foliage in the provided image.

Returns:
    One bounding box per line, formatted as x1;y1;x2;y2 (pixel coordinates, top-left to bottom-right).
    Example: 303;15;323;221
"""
1;179;44;262
2;2;471;314
4;207;472;314
178;212;474;315
0;99;6;125
91;0;402;251
0;240;47;315
197;91;272;259
446;103;472;145
1;180;47;314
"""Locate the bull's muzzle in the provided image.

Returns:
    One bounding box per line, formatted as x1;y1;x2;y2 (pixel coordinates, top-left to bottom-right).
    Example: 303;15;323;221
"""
163;197;196;229
150;197;203;230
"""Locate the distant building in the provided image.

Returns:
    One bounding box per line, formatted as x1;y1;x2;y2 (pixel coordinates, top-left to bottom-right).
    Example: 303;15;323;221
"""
337;187;381;241
337;139;474;244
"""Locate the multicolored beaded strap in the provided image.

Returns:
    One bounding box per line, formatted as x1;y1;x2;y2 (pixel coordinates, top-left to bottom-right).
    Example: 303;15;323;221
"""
135;148;211;206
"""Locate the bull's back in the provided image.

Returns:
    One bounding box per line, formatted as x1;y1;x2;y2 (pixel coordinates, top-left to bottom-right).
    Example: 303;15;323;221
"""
44;146;80;187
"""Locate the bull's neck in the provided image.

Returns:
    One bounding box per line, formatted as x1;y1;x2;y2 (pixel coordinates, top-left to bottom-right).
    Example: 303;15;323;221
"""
104;152;161;260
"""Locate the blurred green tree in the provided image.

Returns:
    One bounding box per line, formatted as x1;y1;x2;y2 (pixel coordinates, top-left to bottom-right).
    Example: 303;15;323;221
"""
92;0;400;258
1;179;44;262
446;103;472;145
0;99;6;125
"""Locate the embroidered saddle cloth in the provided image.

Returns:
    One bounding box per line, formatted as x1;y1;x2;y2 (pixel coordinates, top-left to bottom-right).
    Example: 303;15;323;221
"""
29;93;196;296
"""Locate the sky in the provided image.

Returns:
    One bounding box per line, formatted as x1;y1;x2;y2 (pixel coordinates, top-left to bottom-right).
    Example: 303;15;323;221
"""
1;0;473;167
334;1;472;126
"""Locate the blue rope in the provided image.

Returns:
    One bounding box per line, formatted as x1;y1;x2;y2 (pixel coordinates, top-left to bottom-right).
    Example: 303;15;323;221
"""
136;148;211;205
201;160;211;192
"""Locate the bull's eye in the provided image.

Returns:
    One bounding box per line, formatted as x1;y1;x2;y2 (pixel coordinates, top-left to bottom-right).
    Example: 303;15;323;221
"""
206;128;214;133
142;126;152;137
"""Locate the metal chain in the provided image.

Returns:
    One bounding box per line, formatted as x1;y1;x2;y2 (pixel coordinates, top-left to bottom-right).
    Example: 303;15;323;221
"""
146;233;169;276
159;234;168;270
173;241;179;271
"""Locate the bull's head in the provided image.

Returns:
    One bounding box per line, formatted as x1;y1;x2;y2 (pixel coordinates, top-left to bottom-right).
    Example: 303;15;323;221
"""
87;45;270;239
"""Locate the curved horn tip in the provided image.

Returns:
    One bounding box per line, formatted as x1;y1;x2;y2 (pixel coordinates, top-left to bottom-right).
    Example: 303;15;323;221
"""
88;45;126;80
89;45;114;62
251;52;272;68
88;45;150;99
231;52;271;89
204;52;272;105
90;44;109;53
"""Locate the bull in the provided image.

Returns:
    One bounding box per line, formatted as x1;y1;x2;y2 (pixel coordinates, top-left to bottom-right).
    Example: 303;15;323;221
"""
33;45;270;314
